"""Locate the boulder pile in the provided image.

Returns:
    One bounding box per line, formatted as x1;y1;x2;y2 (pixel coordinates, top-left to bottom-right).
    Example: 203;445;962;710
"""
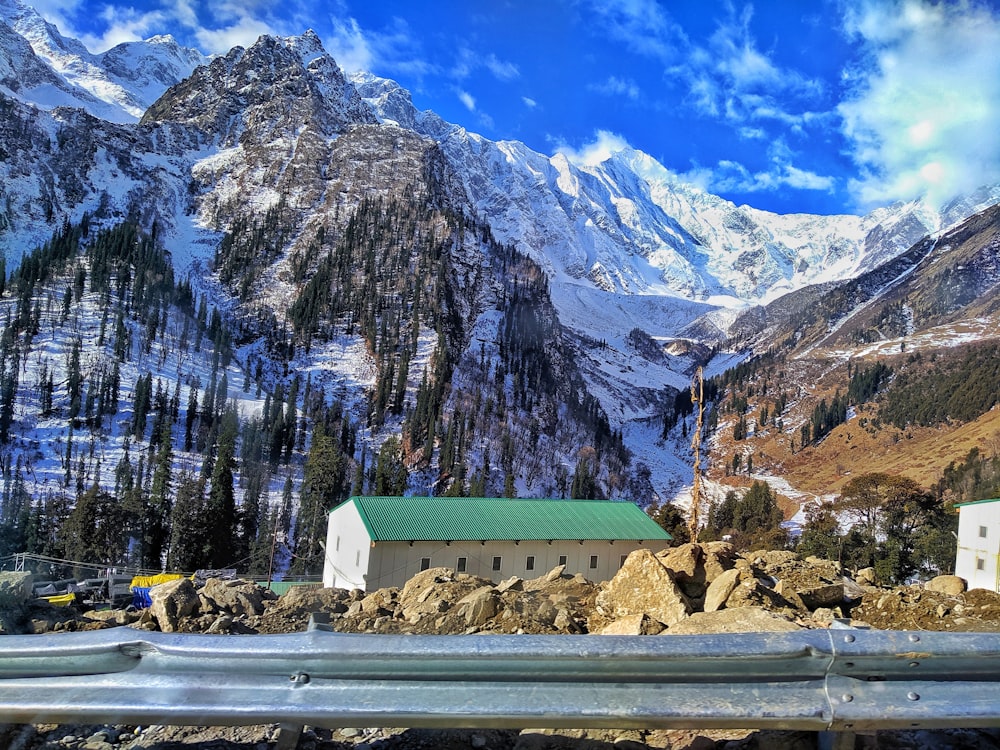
5;549;1000;749
6;543;1000;637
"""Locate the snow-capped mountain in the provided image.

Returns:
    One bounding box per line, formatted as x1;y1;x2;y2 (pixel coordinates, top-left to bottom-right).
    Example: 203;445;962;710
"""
0;0;205;122
1;13;999;511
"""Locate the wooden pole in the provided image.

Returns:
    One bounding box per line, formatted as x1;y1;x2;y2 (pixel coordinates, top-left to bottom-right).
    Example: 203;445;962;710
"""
689;366;704;540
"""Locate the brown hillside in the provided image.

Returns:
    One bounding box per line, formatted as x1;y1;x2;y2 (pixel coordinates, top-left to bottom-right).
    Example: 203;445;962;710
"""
707;343;1000;505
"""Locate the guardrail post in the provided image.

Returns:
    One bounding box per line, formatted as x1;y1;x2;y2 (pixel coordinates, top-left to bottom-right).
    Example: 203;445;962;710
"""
274;721;303;750
818;730;857;750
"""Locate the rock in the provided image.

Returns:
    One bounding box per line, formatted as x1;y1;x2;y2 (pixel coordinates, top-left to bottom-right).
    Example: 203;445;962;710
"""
397;569;491;626
805;556;842;573
0;571;33;633
496;576;524;593
553;607;581;632
257;584;351;632
148;578;200;632
701;542;739;581
809;607;843;626
544;565;567;582
926;575;967;596
0;571;33;605
658;544;702;582
598;613;664;635
842;576;866;601
597;548;691;626
856;567;877;586
84;608;139;626
757;555;845;611
724;578;796;614
360;588;396;615
664;606;802;634
200;578;271;616
206;614;234;633
457;586;500;626
401;566;455;602
754;550;799;568
655;543;737;600
703;568;742;612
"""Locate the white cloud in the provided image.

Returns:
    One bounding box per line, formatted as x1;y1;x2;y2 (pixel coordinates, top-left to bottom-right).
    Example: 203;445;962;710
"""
585;0;686;61
453;47;519;82
587;1;823;132
79;5;169;51
783;165;836;192
678;5;823;127
325;16;374;72
555;130;631;167
194;15;277;54
840;0;1000;207
679;156;835;195
484;53;519;81
522;96;537;108
457;89;476;111
590;76;640;100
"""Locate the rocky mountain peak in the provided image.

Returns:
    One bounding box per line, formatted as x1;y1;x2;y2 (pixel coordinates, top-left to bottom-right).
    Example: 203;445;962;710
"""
351;70;451;139
141;32;376;146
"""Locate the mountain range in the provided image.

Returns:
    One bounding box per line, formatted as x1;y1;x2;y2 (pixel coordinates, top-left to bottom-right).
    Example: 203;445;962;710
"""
1;0;999;565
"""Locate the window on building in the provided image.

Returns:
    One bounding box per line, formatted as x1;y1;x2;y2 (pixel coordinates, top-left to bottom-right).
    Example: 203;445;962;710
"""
558;555;567;566
492;556;502;572
457;557;467;572
980;525;989;539
355;550;360;566
620;554;628;568
977;557;986;571
526;555;535;571
589;554;599;569
420;557;431;571
335;536;340;551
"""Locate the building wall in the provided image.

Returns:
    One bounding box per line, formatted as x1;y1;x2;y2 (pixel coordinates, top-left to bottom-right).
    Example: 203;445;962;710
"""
955;501;1000;592
362;538;669;592
323;503;372;589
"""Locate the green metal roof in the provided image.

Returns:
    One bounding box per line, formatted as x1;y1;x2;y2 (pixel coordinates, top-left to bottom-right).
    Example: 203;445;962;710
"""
955;497;1000;508
337;496;672;542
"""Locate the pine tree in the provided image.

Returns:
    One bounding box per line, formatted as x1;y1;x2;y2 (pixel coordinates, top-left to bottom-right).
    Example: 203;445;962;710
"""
67;339;82;420
204;407;239;567
146;421;174;568
375;435;407;495
60;483;127;566
291;426;346;575
167;472;207;571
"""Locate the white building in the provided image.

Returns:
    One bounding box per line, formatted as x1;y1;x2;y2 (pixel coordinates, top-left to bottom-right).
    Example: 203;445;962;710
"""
954;497;1000;591
323;496;673;591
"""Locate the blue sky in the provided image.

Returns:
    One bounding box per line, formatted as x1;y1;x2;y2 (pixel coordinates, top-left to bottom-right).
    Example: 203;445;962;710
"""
33;0;1000;216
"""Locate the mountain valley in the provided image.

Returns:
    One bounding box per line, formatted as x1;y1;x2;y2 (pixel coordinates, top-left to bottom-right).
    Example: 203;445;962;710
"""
0;0;999;578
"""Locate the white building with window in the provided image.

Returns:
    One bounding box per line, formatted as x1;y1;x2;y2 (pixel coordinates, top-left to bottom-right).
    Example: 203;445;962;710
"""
954;497;1000;591
323;496;673;591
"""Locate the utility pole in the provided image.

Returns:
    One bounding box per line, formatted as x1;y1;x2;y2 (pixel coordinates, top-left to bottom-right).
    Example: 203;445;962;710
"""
689;366;704;540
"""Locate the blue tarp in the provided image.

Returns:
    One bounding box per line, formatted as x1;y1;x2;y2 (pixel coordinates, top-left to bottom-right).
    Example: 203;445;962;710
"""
131;587;152;609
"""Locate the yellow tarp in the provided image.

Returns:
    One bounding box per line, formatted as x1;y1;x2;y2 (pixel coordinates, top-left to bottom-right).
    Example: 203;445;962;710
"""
129;573;185;590
40;593;76;606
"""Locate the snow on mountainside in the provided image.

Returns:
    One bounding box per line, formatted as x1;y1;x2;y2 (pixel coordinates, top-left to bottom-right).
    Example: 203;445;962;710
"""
1;19;1000;509
353;71;1000;314
0;0;205;122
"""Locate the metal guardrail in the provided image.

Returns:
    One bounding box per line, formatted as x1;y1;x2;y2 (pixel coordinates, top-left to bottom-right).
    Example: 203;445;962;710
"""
2;626;1000;735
